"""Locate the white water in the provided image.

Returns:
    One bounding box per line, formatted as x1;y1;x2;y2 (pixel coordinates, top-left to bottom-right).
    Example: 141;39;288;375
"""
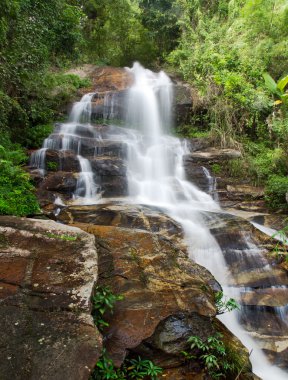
122;62;288;379
30;92;99;203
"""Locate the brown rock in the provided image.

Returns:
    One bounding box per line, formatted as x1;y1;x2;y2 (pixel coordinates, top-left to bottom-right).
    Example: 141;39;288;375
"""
0;216;101;380
68;221;220;366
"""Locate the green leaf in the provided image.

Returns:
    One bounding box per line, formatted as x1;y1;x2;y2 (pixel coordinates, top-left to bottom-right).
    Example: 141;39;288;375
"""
263;73;281;96
277;75;288;93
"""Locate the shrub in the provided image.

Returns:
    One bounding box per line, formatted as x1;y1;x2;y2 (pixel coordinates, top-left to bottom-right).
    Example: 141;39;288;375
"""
0;139;39;216
182;333;241;379
24;124;54;149
265;175;288;210
0;159;39;216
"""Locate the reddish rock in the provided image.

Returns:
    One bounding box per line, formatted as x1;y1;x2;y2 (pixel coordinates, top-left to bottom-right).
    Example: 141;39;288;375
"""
0;216;101;380
68;221;220;366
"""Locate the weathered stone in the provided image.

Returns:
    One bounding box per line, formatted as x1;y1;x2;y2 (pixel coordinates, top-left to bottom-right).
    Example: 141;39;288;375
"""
39;171;77;193
68;223;219;366
173;84;193;125
45;149;80;172
188;148;242;162
90;156;126;177
58;204;184;242
0;216;101;380
226;185;264;201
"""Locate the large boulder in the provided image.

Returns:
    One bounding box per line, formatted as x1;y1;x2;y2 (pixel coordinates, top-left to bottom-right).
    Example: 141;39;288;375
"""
0;216;101;380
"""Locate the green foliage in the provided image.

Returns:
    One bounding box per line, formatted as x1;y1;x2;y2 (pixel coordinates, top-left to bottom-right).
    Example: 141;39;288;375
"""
45;232;78;241
139;0;180;61
168;0;288;147
90;349;163;380
211;164;221;175
183;333;239;379
263;72;288;107
265;175;288;209
91;286;124;330
272;225;288;262
46;161;59;172
0;139;39;216
24;124;54;150
215;291;240;315
82;0;156;66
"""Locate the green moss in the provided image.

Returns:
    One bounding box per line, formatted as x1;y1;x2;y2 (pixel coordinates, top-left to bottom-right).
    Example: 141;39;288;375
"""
45;233;78;241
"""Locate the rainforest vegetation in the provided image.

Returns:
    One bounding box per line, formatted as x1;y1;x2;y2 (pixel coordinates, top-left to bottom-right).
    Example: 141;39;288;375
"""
0;0;287;215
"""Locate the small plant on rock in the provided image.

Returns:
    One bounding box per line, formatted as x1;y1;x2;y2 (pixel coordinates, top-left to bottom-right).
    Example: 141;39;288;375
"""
215;291;239;314
182;333;236;379
91;285;123;330
90;350;163;380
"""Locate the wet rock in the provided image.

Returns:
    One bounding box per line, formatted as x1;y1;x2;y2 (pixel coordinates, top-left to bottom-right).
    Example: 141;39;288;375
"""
58;204;184;241
65;222;219;366
173;84;193;125
39;171;77;194
183;161;212;193
66;65;194;125
45;150;80;172
0;216;101;380
185;138;212;152
90;156;126;176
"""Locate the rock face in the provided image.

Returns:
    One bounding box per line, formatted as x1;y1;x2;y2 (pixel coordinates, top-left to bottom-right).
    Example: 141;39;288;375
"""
66;65;193;125
200;211;288;366
0;216;101;380
57;204;253;378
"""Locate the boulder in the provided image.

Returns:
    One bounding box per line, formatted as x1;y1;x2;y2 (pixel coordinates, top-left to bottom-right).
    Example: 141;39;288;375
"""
38;171;77;194
188;148;242;163
0;216;101;380
45;149;80;172
57;204;184;242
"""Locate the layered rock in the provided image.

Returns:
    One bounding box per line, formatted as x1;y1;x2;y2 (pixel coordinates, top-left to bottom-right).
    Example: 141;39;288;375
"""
56;204;253;378
0;216;101;380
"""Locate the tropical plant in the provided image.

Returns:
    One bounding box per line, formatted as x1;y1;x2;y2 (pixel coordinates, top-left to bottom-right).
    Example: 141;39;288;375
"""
90;350;163;380
215;291;240;315
263;73;288;107
182;333;237;379
91;286;124;330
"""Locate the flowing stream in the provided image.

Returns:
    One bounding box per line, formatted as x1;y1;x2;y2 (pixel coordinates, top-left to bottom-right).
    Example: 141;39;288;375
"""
31;63;287;379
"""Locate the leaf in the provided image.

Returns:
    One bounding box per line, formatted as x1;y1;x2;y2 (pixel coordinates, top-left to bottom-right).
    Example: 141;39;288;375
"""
263;73;281;96
277;75;288;92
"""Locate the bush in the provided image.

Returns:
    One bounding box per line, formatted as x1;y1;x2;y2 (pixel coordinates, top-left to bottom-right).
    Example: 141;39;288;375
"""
265;175;288;210
24;124;54;149
0;140;39;216
0;159;39;216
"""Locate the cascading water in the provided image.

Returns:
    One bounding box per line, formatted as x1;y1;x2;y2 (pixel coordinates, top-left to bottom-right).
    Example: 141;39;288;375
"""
30;92;100;204
122;62;288;379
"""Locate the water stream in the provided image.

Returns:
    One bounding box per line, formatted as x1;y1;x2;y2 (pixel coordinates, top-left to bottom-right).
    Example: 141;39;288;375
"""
123;62;288;380
30;62;288;379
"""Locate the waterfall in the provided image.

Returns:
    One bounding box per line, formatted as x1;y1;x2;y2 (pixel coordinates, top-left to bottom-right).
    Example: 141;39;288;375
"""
29;62;287;378
122;62;287;380
30;92;100;204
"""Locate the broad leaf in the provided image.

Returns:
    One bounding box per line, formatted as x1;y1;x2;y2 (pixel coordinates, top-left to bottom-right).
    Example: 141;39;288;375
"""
277;75;288;92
